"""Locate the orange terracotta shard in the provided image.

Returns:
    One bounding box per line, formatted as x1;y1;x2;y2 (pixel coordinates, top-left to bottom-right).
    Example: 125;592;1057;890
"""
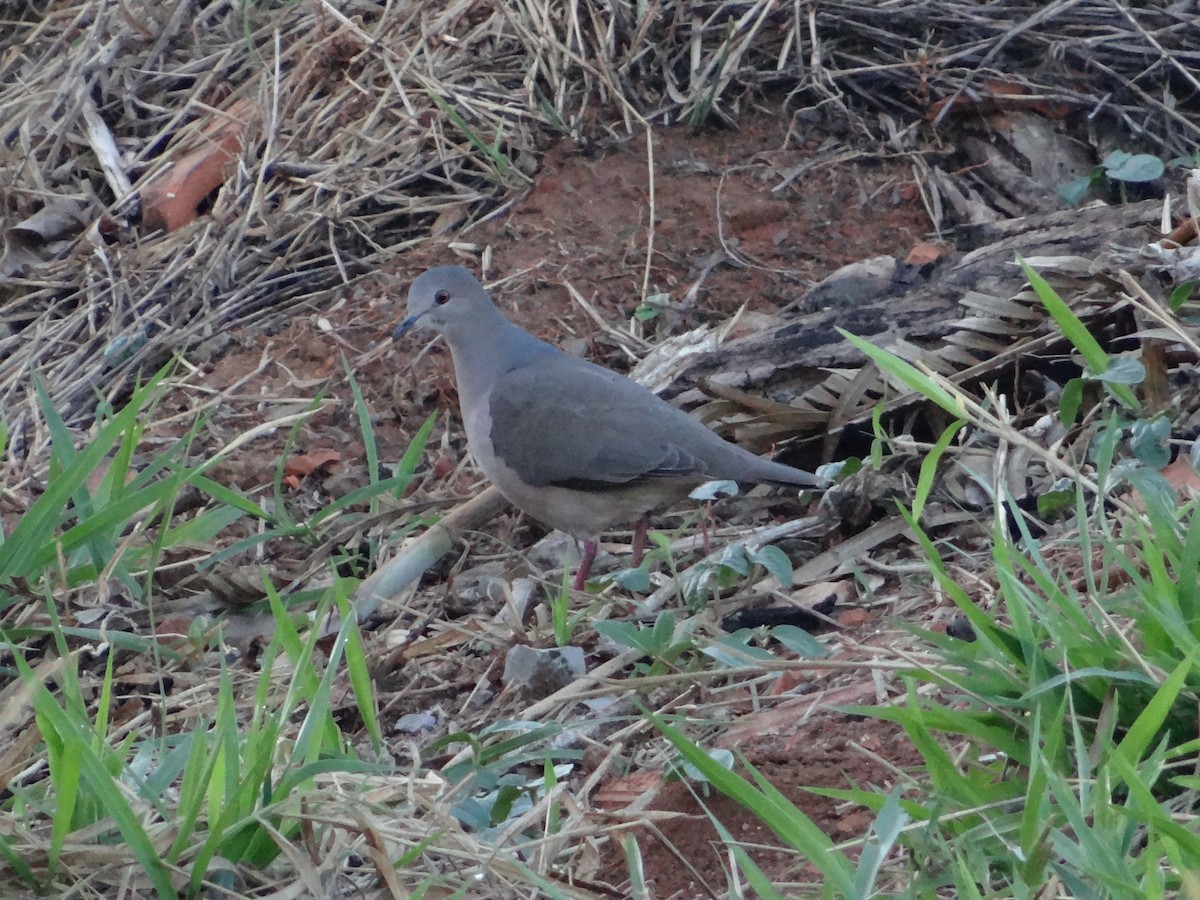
141;98;259;233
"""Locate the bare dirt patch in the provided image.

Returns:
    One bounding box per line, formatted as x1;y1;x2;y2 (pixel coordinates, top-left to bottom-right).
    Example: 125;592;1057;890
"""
596;715;923;898
442;111;930;346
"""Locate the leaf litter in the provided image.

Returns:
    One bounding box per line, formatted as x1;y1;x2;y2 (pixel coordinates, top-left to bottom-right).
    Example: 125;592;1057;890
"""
2;0;1199;895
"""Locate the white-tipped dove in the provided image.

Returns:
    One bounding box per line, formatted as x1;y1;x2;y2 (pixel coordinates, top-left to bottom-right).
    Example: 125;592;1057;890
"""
394;265;820;589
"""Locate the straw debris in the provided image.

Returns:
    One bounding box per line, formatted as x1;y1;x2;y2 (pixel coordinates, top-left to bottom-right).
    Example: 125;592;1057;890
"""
2;0;1196;437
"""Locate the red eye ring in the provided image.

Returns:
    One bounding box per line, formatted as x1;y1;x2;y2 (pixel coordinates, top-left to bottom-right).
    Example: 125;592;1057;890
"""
434;290;450;305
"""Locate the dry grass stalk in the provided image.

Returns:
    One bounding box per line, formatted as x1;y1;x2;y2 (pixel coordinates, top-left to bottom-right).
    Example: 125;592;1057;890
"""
2;0;1195;444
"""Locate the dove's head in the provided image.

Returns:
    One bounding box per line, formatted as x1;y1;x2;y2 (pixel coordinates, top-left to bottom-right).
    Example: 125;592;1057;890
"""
393;265;495;342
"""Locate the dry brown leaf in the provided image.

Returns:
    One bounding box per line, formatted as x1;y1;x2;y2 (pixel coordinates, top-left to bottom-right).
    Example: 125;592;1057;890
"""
1160;457;1200;495
721;681;881;747
905;241;949;265
283;449;342;488
837;608;871;627
1;198;89;275
927;79;1072;120
592;770;663;811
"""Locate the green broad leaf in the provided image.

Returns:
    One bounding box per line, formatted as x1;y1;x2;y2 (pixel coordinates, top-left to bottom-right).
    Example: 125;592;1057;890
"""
1168;151;1200;168
1170;281;1196;312
702;632;775;668
678;748;734;783
650;610;677;651
771;624;825;658
635;293;670;321
748;544;792;587
598;620;648;655
1125;466;1176;524
678;565;716;606
1093;355;1146;385
1100;149;1134;171
607;565;652;592
1057;172;1096;206
828;457;861;478
595;616;668;656
711;542;751;576
1060;377;1085;425
1036;487;1077;519
1102;150;1164;183
450;797;491;831
1129;417;1171;470
488;783;526;826
690;479;739;500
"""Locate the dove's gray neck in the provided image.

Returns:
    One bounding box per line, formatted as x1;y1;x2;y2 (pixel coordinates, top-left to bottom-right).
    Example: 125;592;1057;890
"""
441;305;557;400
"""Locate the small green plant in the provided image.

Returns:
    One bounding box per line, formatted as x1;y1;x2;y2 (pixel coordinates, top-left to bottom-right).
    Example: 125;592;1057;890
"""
429;720;581;843
1059;149;1165;206
593;526;688;594
594;610;699;674
664;745;735;789
679;540;794;610
634;292;671;322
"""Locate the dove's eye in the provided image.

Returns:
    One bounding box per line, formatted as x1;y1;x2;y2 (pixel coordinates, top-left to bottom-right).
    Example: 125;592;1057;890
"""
434;290;450;305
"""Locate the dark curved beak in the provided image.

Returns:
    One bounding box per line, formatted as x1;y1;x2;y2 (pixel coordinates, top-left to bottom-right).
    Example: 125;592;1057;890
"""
392;315;419;341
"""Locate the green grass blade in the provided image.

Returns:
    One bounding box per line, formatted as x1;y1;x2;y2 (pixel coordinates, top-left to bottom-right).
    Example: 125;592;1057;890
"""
335;579;381;751
15;652;178;898
914;420;963;519
1018;256;1138;410
343;357;381;515
838;329;963;416
0;386;144;581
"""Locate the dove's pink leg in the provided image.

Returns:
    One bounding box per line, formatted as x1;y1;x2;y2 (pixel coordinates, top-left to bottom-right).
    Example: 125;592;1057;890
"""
631;519;648;567
573;539;598;591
